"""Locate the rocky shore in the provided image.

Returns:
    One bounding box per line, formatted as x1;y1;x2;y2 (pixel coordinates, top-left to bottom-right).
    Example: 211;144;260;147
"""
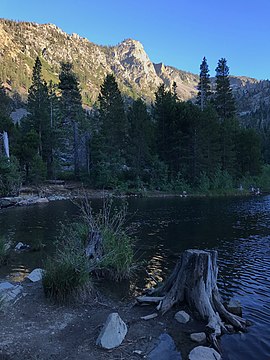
0;277;220;360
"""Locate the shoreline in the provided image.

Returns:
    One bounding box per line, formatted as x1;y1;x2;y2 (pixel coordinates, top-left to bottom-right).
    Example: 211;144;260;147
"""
0;181;263;210
0;279;208;360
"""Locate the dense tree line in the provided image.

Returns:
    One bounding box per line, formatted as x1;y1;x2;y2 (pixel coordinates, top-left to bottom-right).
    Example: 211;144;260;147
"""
0;55;264;195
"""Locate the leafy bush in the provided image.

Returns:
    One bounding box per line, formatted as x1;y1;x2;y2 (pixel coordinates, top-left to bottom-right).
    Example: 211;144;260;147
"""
28;154;47;184
42;225;91;303
0;156;21;196
197;172;211;194
210;168;234;193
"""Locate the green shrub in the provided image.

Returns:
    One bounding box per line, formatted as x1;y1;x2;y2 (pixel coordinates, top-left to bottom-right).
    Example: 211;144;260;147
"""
0;156;21;196
210;168;234;193
80;197;135;281
98;228;134;281
42;226;91;303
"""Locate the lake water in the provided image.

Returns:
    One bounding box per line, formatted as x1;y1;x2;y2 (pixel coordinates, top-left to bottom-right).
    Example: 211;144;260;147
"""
0;195;270;360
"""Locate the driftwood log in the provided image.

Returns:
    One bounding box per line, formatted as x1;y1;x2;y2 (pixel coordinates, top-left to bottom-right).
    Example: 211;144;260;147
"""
143;249;248;337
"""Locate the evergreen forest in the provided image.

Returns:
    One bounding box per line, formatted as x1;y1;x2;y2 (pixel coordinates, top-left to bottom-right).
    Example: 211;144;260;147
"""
0;56;266;196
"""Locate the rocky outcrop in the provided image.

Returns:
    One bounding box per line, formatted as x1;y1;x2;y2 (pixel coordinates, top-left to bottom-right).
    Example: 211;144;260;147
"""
0;18;269;126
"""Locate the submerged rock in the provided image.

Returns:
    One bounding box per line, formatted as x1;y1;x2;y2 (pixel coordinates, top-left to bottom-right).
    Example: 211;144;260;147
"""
96;312;127;349
226;298;242;316
188;346;221;360
148;333;182;360
174;310;190;324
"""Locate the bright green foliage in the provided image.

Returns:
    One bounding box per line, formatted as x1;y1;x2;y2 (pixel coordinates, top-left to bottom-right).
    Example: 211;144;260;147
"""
214;58;236;120
197;57;212;110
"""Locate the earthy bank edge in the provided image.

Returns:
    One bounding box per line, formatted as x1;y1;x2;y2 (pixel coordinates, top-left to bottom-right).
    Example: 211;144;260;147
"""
0;280;215;360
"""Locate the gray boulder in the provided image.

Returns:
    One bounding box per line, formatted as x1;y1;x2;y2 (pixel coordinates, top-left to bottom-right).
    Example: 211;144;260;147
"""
174;310;190;324
188;346;221;360
26;268;43;282
96;312;127;349
148;333;182;360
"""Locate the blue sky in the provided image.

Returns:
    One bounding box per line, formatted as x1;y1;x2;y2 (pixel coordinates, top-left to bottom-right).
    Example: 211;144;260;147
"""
1;0;269;79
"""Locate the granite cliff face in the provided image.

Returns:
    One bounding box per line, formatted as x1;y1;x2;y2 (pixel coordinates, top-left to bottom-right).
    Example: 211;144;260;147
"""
0;19;199;104
0;18;270;127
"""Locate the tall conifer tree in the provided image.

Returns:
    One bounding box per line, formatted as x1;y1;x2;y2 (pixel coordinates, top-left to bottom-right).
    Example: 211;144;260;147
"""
214;58;236;120
197;57;211;110
59;62;84;177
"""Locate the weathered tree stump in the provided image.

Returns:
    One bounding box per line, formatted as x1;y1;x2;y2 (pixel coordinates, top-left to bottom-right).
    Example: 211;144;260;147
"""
145;249;247;337
85;230;103;260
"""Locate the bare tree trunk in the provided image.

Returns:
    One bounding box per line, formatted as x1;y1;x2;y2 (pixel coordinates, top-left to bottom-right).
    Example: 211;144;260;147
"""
3;131;10;158
146;249;247;337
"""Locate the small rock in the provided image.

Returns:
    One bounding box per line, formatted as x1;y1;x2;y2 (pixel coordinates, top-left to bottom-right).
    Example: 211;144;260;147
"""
188;346;221;360
15;242;30;251
148;333;182;360
226;298;242;316
35;197;49;204
0;282;14;291
190;332;206;343
26;268;43;282
96;312;127;349
133;350;143;355
0;282;23;303
174;310;190;324
226;324;234;332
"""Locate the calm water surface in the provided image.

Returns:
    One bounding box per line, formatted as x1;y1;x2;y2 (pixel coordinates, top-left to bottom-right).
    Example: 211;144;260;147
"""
0;196;270;360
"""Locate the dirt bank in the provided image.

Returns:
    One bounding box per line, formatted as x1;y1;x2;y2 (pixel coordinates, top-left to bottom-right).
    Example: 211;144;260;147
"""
0;281;206;360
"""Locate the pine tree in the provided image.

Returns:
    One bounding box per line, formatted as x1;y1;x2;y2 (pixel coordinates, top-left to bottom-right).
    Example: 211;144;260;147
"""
27;56;50;170
91;74;127;186
197;57;212;110
59;62;85;177
98;74;127;152
127;98;154;182
154;84;177;179
214;58;236;120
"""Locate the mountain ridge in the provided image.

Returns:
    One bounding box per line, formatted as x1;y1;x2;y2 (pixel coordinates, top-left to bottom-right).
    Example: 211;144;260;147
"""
0;17;269;125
